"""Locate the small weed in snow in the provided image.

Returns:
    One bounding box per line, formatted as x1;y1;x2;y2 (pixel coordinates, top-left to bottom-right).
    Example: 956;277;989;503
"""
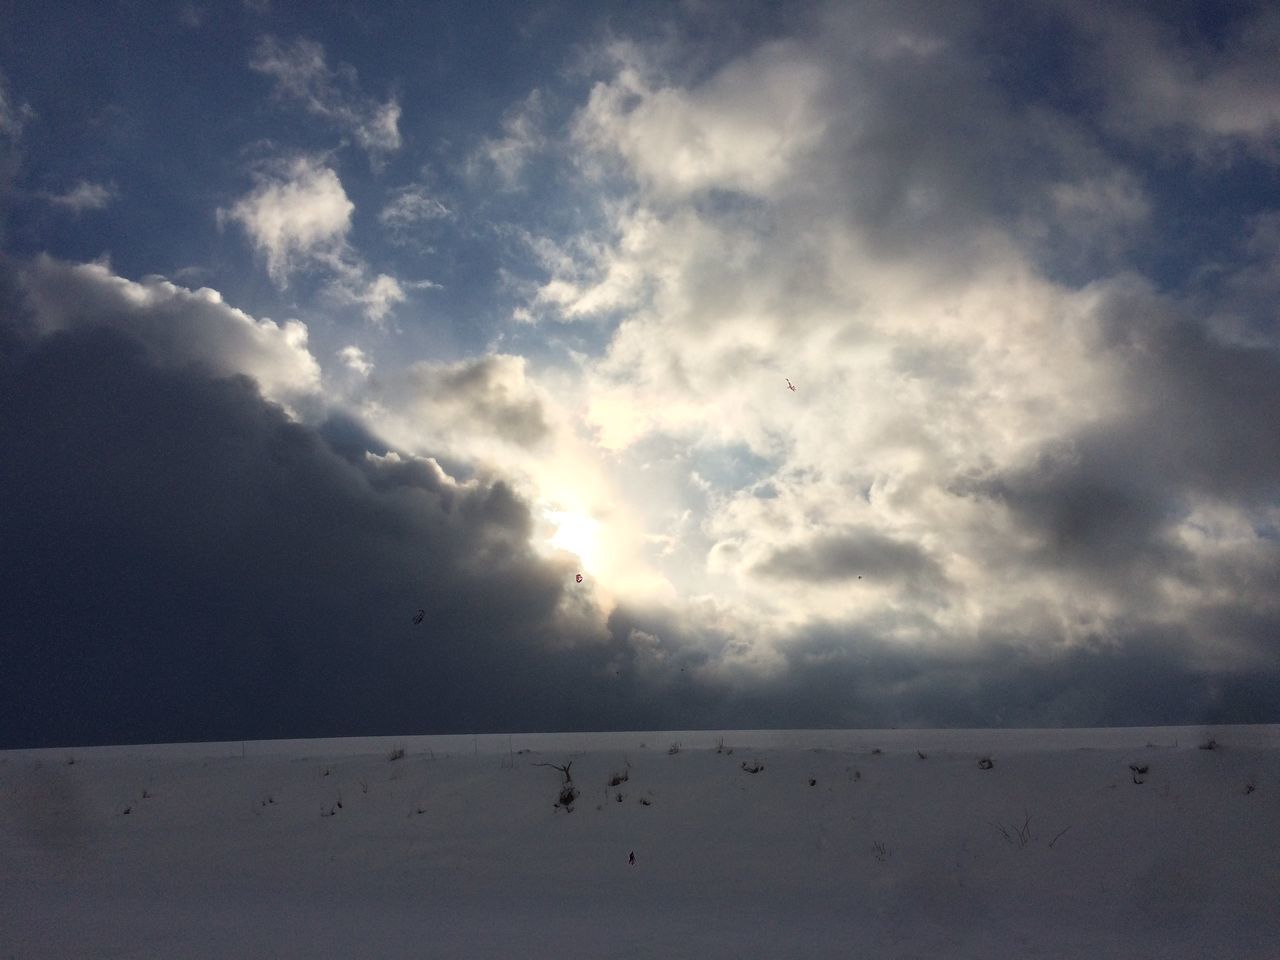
992;812;1033;848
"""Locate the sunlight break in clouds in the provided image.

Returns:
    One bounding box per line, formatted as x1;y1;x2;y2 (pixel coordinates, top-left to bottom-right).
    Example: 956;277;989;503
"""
510;2;1280;684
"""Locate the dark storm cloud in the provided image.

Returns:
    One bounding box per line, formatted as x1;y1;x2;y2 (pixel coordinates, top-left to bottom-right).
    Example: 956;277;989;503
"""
756;625;1280;730
751;527;945;591
578;603;1280;731
1092;278;1280;502
951;276;1280;590
0;308;604;749
952;438;1181;579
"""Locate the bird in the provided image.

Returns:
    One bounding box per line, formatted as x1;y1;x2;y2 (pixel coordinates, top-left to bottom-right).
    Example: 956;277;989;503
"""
785;378;797;392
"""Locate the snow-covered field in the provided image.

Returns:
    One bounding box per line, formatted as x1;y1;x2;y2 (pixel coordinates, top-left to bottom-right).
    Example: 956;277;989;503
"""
3;726;1277;959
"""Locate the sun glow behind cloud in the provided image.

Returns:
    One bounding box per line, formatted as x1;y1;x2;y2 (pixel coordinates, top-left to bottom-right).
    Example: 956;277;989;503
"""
544;509;601;571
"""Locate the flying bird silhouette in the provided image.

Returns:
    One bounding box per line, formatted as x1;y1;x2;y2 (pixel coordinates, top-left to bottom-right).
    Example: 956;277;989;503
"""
412;609;425;625
785;378;796;392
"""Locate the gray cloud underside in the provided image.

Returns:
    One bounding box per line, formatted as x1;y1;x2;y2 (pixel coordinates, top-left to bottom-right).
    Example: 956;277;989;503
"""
0;312;585;747
751;527;944;590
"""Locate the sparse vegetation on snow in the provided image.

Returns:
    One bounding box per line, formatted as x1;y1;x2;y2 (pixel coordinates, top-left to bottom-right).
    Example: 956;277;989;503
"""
2;726;1275;959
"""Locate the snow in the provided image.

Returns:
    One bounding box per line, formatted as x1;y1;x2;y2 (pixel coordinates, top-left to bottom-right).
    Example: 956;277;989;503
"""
3;726;1277;958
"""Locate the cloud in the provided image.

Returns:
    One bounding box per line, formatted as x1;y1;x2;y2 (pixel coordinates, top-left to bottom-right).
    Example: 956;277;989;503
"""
473;89;547;189
16;254;321;409
337;344;371;376
250;35;401;159
221;155;430;324
366;354;554;455
177;2;206;29
0;71;33;189
1060;1;1280;161
378;184;451;244
0;303;618;746
573;40;827;198
41;180;115;213
0;72;32;140
501;0;1280;698
750;527;947;590
220;155;354;288
326;272;405;326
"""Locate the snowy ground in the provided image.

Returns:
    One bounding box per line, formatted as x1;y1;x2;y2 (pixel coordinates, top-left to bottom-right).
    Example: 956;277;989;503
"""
3;726;1277;959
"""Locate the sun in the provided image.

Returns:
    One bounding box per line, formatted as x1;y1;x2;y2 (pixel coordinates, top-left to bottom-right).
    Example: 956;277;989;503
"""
545;509;601;571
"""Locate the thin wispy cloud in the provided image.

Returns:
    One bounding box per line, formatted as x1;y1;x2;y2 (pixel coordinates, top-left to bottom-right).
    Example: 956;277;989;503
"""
250;35;401;160
378;184;451;244
41;180;115;212
473;89;548;189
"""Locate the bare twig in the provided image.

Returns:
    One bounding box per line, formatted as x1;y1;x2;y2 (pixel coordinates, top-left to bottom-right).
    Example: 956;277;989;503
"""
533;761;573;783
1049;826;1072;848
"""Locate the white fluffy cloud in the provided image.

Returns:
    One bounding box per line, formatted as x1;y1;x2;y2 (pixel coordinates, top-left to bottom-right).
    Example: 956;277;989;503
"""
337;344;372;376
250;35;401;158
573;41;827;198
220;156;430;325
221;156;353;288
19;255;321;409
325;272;405;326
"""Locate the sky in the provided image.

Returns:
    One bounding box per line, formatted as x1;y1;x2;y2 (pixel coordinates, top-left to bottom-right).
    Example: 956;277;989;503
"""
1;0;1279;748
